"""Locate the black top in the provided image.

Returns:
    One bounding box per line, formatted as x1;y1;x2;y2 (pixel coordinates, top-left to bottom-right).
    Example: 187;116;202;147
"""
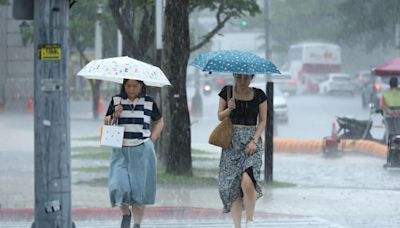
218;86;267;125
105;95;162;121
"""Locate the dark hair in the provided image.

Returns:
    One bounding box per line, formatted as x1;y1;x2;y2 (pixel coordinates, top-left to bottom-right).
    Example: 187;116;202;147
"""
390;77;398;88
119;79;146;98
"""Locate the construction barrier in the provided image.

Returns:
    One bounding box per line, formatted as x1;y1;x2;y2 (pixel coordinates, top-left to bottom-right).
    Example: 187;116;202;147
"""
273;138;387;158
98;96;104;114
27;96;33;113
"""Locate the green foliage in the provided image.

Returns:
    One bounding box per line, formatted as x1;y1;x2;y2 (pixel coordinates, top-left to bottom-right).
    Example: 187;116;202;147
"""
270;0;342;53
69;0;117;59
0;0;8;5
190;0;260;17
337;0;400;50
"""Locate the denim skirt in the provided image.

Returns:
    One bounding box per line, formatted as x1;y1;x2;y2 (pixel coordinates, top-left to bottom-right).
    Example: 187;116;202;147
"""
109;140;157;207
218;125;263;213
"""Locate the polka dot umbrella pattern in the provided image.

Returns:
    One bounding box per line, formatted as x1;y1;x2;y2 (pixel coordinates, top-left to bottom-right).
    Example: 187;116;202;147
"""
190;50;280;75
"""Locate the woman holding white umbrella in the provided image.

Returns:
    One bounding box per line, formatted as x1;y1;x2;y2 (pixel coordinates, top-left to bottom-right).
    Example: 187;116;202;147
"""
104;79;164;228
78;56;170;228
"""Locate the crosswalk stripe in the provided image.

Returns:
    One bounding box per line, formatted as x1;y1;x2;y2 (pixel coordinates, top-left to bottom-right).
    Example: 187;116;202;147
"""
0;217;346;228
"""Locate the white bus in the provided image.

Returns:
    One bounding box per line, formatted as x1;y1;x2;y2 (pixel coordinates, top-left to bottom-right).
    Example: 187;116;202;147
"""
288;42;342;92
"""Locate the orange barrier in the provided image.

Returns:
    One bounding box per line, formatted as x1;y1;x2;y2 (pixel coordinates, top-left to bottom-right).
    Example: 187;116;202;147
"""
273;138;323;154
98;96;104;114
273;138;387;158
27;96;33;113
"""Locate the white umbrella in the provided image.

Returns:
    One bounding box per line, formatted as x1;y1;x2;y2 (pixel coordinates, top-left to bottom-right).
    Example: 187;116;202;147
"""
76;56;171;87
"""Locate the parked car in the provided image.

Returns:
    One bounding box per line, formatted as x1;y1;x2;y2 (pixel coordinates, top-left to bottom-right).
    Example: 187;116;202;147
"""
319;73;355;95
271;71;297;95
250;79;289;123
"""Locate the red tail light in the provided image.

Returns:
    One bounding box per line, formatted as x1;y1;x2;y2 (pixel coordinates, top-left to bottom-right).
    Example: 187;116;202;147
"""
216;79;225;85
289;79;296;85
374;83;381;92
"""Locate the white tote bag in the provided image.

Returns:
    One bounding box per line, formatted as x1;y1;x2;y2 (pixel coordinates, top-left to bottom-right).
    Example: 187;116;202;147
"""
100;124;124;148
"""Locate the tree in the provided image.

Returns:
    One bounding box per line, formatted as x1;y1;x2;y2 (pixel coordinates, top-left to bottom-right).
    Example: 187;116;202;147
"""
162;0;261;175
70;0;117;119
108;0;261;175
337;0;400;50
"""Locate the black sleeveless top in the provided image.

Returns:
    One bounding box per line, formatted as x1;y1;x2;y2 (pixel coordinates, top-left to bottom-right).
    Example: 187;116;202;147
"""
218;86;267;125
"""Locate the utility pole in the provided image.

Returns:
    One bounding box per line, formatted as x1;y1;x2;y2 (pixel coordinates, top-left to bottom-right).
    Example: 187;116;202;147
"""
32;1;72;227
264;0;273;183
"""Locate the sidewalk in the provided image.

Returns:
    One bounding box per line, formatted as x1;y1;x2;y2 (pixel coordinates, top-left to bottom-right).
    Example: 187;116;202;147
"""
2;111;400;227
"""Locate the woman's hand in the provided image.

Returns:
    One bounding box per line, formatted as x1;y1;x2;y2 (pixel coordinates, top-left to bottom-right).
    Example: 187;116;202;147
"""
114;104;123;118
104;116;112;125
227;98;236;111
246;139;257;155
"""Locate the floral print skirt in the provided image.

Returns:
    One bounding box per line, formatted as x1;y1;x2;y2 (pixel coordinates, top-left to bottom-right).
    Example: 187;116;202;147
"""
218;125;263;213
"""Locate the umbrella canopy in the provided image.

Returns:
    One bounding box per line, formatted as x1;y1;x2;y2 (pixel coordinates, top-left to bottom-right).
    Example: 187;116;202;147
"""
190;50;280;75
373;58;400;76
77;56;171;87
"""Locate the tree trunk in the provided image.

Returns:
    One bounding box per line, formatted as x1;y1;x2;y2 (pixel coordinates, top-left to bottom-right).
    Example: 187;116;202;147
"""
90;79;101;119
161;0;192;175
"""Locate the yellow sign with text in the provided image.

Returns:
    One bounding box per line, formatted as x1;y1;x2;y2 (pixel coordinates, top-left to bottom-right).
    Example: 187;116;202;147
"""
39;44;61;61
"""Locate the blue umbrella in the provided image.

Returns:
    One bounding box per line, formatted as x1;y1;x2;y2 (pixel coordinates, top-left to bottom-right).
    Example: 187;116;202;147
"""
190;50;280;75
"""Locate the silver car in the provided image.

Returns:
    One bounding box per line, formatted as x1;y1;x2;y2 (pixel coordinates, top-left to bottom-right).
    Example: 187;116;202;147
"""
250;79;289;123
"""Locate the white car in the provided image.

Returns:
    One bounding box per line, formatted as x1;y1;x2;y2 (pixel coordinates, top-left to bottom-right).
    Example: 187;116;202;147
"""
319;73;355;94
250;80;289;123
271;71;297;95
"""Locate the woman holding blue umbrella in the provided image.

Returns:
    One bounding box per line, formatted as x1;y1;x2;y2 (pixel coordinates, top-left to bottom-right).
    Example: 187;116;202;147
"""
217;73;267;228
191;49;279;228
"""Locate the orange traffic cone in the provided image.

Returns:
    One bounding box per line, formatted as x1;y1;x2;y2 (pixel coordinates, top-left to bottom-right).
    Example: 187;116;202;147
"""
27;96;33;113
98;96;104;114
331;122;337;140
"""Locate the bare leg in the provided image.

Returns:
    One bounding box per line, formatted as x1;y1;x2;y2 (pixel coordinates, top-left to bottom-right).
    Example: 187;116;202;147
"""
132;204;145;225
231;197;242;228
120;205;131;228
241;172;256;223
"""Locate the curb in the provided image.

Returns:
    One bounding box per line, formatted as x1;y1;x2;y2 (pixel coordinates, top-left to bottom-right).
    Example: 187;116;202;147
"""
0;207;302;221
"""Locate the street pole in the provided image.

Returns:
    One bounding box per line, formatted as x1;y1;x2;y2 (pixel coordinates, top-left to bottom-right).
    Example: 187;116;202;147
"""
264;0;273;183
32;1;72;227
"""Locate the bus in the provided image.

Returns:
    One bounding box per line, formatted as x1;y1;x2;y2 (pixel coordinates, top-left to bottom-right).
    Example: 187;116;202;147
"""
288;42;342;93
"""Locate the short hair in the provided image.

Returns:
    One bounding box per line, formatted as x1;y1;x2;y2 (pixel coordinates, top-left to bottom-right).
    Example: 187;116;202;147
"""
389;77;398;88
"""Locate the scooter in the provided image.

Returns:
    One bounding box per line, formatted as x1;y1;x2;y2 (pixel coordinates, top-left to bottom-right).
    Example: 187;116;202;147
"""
322;108;383;157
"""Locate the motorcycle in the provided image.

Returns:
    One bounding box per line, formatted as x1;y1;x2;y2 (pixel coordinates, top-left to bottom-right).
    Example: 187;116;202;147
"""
322;109;383;157
203;81;212;96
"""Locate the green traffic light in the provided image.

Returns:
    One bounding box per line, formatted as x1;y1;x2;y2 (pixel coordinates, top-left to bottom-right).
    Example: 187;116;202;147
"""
241;20;248;27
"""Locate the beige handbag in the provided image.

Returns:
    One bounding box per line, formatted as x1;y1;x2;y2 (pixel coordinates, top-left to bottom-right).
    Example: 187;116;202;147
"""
208;86;233;149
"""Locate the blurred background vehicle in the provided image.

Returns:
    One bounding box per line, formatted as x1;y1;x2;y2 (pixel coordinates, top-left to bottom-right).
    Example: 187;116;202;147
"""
360;76;394;109
288;42;342;93
319;73;355;95
271;71;297;95
202;74;234;95
250;78;289;123
355;70;372;90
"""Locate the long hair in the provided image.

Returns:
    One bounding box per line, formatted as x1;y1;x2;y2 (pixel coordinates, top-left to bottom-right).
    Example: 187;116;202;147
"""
119;79;147;98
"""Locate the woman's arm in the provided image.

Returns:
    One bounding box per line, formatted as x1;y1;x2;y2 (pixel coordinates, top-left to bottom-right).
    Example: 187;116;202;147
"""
150;118;164;142
217;97;235;121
